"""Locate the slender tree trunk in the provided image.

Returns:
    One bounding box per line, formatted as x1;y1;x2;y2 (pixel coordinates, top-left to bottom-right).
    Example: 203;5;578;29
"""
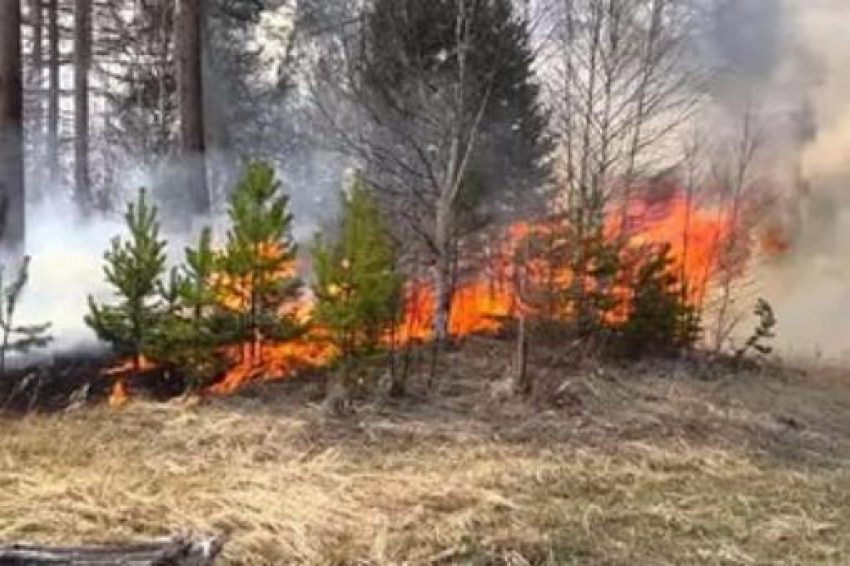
429;204;454;386
46;0;58;182
175;0;209;216
620;0;664;232
572;2;602;334
0;0;26;249
512;237;531;395
432;202;453;345
29;0;43;156
73;0;91;209
157;1;170;153
512;313;529;394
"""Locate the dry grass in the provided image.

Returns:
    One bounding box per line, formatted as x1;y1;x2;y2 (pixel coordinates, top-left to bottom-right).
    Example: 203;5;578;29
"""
1;343;850;564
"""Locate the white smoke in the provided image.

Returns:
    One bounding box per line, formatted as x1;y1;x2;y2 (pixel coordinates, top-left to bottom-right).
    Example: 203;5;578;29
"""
8;199;123;353
11;0;850;359
754;0;850;358
5;170;334;357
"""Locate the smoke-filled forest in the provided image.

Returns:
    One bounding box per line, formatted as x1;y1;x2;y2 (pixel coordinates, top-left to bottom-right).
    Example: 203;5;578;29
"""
0;0;849;563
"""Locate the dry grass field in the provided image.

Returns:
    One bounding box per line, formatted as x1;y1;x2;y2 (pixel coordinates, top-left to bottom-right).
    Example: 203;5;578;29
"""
2;340;850;564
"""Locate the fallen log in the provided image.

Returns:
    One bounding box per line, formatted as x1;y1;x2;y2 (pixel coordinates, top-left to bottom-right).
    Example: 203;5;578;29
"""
0;535;224;565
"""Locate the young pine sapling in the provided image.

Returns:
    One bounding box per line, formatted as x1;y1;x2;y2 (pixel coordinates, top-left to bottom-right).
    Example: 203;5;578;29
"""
618;244;701;358
312;177;402;399
85;189;168;373
219;161;303;366
150;228;229;390
735;298;777;364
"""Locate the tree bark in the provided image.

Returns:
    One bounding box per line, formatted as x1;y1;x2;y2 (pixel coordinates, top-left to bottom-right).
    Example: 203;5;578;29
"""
512;313;530;395
512;237;531;395
432;199;453;344
46;0;58;182
175;0;210;216
0;535;224;565
73;0;91;210
28;0;43;145
0;0;26;249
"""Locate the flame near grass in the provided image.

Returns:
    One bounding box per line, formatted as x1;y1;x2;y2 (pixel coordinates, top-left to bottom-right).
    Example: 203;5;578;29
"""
102;184;777;401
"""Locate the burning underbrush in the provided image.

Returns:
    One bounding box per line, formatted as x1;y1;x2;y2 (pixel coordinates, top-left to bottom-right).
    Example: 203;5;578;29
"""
0;161;785;414
91;173;773;405
1;336;849;563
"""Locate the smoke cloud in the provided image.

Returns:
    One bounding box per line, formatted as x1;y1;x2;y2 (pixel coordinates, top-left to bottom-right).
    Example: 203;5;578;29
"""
9;0;850;359
9;199;123;354
741;0;850;358
4;156;339;359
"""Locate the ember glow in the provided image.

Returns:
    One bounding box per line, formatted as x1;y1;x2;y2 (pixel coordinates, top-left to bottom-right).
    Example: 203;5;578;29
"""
104;184;763;402
103;356;156;407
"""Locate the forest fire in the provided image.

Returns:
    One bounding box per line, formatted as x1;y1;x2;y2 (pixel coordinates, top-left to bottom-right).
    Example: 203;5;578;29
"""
209;339;335;395
102;184;759;403
618;190;734;302
102;356;158;407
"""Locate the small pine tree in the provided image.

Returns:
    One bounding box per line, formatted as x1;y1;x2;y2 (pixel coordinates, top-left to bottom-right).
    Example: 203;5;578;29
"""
534;222;623;335
735;298;777;363
219;161;303;364
312;177;402;379
617;244;701;358
0;257;53;376
573;229;623;335
86;189;168;372
149;228;229;390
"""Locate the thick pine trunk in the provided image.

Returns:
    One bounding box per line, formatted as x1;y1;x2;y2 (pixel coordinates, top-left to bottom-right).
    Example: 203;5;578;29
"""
0;0;26;249
73;0;91;210
175;0;210;217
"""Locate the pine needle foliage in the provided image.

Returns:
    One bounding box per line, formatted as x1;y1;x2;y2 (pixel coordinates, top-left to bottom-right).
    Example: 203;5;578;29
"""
312;177;402;374
735;298;777;362
218;161;303;364
0;257;53;376
85;189;167;372
149;228;229;390
617;244;701;358
529;222;622;335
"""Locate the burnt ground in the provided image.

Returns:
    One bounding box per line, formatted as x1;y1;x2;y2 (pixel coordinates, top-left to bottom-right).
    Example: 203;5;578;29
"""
0;350;188;413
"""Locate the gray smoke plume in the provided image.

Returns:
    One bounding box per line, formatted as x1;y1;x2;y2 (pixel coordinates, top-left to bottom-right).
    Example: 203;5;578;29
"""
8;0;850;358
740;0;850;358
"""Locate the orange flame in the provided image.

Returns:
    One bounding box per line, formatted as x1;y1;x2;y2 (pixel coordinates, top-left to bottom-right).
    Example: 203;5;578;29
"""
102;182;782;401
108;379;128;407
209;337;334;395
102;355;156;406
617;190;733;302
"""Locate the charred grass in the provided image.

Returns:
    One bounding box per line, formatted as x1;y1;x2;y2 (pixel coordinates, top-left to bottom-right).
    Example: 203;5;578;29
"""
1;338;850;564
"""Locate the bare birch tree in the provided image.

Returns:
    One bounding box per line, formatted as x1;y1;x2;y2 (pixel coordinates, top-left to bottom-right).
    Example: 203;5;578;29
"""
312;0;549;345
27;0;43;180
538;0;703;330
706;105;765;352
